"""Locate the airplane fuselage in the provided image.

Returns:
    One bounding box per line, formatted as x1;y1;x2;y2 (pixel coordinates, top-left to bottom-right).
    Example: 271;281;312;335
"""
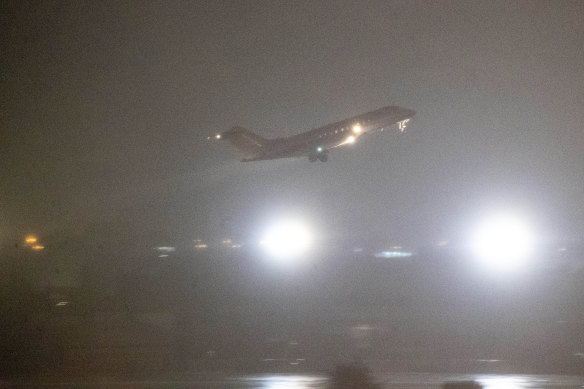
219;106;416;162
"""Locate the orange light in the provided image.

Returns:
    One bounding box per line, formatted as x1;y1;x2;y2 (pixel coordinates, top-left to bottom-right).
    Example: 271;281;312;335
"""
25;236;38;244
31;245;44;251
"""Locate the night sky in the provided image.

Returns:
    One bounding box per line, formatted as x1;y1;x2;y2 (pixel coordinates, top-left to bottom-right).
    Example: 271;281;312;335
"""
2;1;583;252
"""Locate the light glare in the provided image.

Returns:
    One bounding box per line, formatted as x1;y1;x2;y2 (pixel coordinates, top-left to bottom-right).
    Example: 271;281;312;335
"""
261;219;311;260
471;214;534;270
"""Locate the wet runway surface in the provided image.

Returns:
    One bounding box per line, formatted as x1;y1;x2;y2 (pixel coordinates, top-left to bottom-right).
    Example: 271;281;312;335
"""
5;373;582;388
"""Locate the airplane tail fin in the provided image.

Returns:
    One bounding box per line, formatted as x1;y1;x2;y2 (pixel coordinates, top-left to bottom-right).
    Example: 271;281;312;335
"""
221;126;268;160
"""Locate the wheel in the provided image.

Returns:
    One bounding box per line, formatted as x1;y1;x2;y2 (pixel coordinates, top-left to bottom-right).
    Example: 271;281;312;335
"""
318;153;328;162
308;153;318;162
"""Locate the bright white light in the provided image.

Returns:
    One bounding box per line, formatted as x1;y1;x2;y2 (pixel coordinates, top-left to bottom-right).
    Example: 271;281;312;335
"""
477;375;526;389
398;119;410;132
346;135;355;144
374;251;412;258
471;214;534;270
352;124;362;134
215;134;221;139
260;219;311;260
156;246;175;252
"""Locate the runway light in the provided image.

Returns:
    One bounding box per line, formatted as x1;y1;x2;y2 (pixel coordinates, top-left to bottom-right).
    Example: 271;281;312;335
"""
215;134;221;139
471;214;534;271
352;124;362;134
25;235;38;244
260;219;311;260
374;251;412;258
156;246;175;252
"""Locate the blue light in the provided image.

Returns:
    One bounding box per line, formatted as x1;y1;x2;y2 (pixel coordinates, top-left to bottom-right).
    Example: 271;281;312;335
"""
316;147;323;153
374;251;413;259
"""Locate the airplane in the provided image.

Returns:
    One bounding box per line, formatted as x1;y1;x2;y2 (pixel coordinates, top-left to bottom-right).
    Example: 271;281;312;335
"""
211;105;415;162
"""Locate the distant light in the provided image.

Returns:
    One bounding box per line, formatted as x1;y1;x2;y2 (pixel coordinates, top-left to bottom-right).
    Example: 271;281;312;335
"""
316;146;323;153
477;376;526;389
374;251;412;258
215;134;221;139
156;246;176;252
471;214;534;271
56;301;69;307
437;240;449;247
352;124;362;134
222;239;232;245
346;135;356;144
31;245;44;251
194;239;208;249
25;235;38;244
159;254;169;258
260;219;312;260
231;244;242;248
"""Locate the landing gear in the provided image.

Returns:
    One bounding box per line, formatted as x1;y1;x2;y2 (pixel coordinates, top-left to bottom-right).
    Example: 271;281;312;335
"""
308;153;318;162
318;153;328;162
